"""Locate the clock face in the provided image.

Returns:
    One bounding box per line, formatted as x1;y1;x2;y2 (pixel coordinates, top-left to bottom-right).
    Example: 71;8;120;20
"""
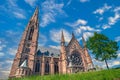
70;53;82;66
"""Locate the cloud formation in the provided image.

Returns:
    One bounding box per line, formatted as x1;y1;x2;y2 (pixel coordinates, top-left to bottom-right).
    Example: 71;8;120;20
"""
65;19;87;27
38;34;47;46
40;0;65;27
24;0;37;7
13;12;26;19
65;19;101;41
93;3;111;15
50;29;71;43
93;4;120;30
0;0;26;19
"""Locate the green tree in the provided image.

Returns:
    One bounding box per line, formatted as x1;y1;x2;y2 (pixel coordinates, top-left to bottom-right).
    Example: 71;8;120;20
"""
87;32;119;69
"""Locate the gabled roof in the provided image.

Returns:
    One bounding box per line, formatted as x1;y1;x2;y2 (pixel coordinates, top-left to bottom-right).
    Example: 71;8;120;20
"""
66;33;82;49
20;60;28;68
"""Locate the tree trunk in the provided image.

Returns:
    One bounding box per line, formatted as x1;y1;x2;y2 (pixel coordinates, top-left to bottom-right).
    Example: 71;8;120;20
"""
105;59;109;69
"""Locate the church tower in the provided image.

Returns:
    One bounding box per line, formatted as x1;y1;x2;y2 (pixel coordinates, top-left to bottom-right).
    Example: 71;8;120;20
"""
9;7;39;78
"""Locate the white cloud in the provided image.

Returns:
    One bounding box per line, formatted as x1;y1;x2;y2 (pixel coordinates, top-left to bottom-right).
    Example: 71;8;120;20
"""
65;19;87;27
0;59;13;79
112;61;120;65
99;17;103;21
40;13;55;27
114;6;120;12
75;26;101;35
102;24;111;29
0;52;4;57
8;0;18;7
8;48;17;55
92;58;106;69
115;36;120;42
108;13;120;25
49;45;60;49
8;47;17;56
117;50;120;57
40;0;65;27
5;30;21;44
50;29;71;43
93;3;111;15
97;5;120;30
0;70;9;79
80;0;89;3
65;19;101;41
83;32;94;41
13;12;26;19
0;0;26;20
39;34;47;46
24;0;37;7
0;45;6;51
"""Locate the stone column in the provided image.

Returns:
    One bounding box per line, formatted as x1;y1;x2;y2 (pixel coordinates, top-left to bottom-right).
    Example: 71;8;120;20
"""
50;57;54;75
41;56;45;75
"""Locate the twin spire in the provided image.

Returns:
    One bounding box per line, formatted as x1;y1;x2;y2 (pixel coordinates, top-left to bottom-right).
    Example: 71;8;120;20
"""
61;31;76;43
61;31;86;47
32;7;86;48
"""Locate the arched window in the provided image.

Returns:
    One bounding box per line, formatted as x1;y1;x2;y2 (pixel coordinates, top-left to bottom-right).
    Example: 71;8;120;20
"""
70;52;82;66
23;47;30;53
45;61;49;74
54;62;59;74
35;60;40;73
69;51;83;73
28;26;34;40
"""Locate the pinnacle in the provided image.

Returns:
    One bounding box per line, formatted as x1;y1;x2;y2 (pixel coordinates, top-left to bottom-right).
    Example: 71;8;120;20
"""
61;30;65;43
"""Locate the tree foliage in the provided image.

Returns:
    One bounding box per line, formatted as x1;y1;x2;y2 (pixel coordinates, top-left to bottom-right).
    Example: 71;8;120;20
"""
87;32;119;69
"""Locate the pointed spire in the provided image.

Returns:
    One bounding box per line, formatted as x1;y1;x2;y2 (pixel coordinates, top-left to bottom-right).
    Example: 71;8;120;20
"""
61;30;65;43
20;60;28;68
30;6;39;22
61;30;65;46
72;32;75;38
82;34;86;47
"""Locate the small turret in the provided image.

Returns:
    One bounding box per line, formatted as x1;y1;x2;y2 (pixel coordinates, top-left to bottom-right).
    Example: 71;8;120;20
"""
82;35;86;47
61;30;65;46
72;32;75;38
59;31;67;74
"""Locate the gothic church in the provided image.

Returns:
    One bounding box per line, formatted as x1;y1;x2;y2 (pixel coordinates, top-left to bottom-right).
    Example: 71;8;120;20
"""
9;7;94;78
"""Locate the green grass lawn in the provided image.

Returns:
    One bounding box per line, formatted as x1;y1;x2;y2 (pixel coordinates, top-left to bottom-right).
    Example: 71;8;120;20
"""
10;69;120;80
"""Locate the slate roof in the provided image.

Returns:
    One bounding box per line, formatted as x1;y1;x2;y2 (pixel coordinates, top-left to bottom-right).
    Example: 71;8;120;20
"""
36;46;60;58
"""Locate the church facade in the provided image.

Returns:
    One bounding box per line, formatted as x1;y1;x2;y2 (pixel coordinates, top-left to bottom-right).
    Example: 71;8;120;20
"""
9;7;94;78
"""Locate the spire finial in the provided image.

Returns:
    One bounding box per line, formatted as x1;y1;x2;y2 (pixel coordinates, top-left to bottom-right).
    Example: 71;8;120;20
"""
72;32;75;38
61;30;65;43
82;34;86;47
31;6;39;20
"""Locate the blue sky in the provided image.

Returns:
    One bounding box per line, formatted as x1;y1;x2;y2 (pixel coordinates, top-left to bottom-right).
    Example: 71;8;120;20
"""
0;0;120;79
